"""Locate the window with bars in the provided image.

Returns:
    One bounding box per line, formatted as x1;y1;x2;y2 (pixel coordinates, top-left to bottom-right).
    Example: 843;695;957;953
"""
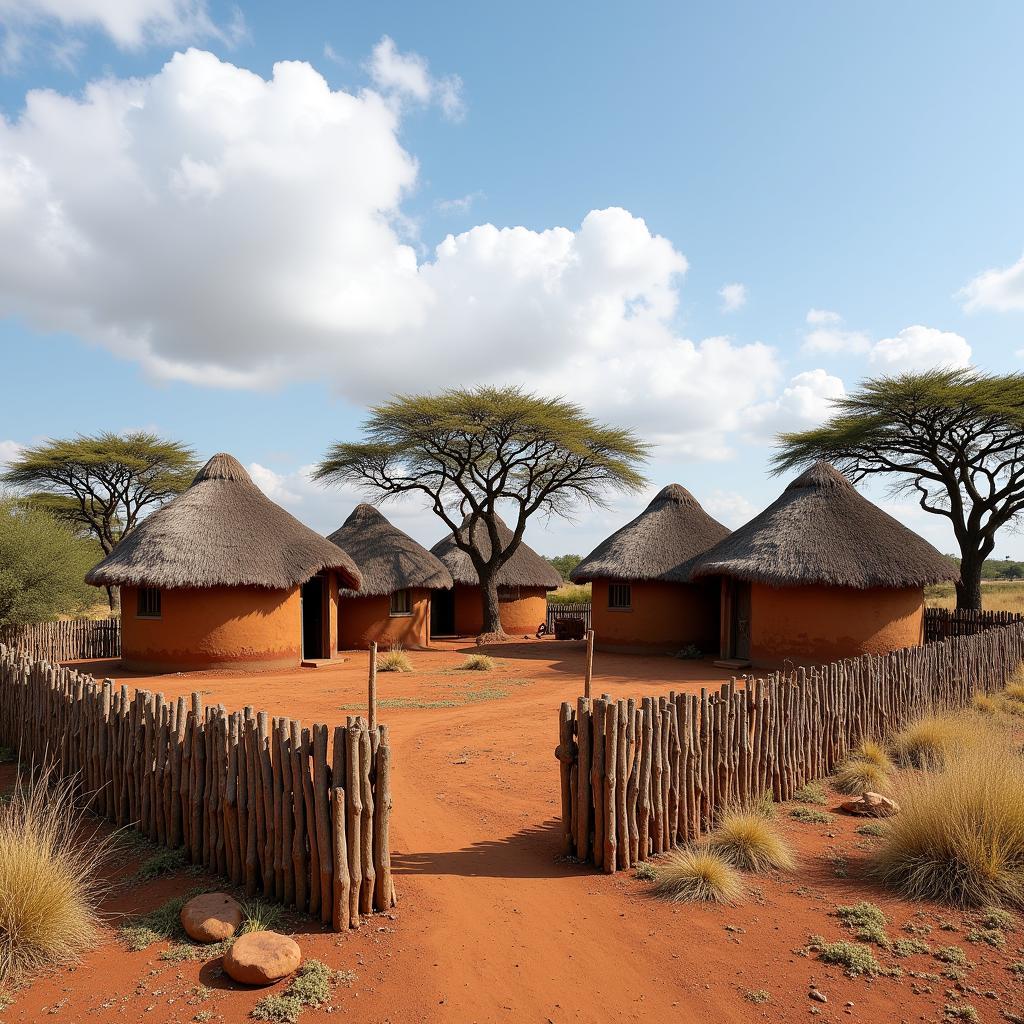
497;586;521;603
607;583;632;610
389;589;412;616
137;587;161;618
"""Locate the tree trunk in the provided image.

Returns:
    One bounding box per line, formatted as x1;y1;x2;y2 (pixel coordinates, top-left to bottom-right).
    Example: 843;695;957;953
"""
955;548;984;612
478;571;504;636
105;586;121;613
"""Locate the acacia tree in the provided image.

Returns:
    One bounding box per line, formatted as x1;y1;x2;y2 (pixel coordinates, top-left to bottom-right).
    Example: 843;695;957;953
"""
773;369;1024;611
2;432;197;609
315;386;648;634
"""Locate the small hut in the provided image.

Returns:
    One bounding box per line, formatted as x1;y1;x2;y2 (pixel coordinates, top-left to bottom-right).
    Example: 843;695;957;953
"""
429;516;562;636
86;453;362;672
328;504;453;650
571;484;731;653
689;462;958;666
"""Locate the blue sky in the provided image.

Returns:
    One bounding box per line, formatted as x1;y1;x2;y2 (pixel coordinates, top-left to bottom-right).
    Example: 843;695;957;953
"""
1;1;1023;558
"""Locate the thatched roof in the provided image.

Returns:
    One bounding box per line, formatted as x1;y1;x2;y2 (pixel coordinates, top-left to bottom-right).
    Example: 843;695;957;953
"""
689;462;958;589
86;453;362;591
430;515;563;590
571;484;730;584
328;504;453;597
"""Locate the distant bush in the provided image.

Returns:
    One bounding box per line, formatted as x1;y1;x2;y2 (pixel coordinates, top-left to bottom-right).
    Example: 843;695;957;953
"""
547;583;591;605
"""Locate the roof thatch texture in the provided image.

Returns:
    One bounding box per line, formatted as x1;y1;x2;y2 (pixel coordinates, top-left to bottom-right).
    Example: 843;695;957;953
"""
430;515;563;590
328;504;453;597
571;484;731;583
689;461;958;589
86;453;362;591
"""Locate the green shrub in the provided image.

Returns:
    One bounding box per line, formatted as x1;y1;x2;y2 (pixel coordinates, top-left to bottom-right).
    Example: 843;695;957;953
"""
806;936;881;977
634;862;657;882
793;781;827;805
836;902;890;947
251;960;353;1022
789;807;833;824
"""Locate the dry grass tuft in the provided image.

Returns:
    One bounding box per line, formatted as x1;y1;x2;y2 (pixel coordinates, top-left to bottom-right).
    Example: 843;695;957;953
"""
459;654;495;672
834;758;891;796
376;646;413;673
652;849;743;904
888;713;993;771
706;810;796;873
0;771;108;985
872;742;1024;908
1003;681;1024;704
855;740;893;772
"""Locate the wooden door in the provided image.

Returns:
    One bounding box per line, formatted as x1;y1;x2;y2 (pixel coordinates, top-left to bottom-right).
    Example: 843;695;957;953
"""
730;580;752;659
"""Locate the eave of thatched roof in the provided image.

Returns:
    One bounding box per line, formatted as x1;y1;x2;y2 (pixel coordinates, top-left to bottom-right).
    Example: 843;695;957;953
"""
430;515;562;590
571;484;731;584
328;504;453;597
689;461;959;589
86;453;362;591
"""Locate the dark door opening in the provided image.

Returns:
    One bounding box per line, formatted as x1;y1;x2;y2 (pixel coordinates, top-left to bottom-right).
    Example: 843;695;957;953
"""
431;589;455;636
728;580;752;660
301;575;326;660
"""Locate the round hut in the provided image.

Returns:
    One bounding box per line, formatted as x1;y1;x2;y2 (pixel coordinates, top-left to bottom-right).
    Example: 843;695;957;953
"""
328;504;453;650
689;462;958;666
429;516;563;636
86;453;362;672
571;484;731;653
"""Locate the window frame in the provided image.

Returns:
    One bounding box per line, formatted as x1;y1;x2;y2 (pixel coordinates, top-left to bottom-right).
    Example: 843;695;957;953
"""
137;586;162;619
389;588;412;617
607;582;632;611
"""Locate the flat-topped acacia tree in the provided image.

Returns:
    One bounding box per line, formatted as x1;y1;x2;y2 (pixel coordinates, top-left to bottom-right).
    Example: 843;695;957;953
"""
774;369;1024;611
315;386;649;636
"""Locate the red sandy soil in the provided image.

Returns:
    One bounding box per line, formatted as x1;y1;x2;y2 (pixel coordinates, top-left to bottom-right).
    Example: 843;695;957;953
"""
3;638;1022;1024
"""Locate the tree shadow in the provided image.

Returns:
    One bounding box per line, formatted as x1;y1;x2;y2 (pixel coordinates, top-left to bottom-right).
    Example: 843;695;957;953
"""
391;818;589;880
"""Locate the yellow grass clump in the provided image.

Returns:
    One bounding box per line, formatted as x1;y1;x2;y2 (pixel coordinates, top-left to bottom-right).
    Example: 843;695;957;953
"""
0;772;108;986
888;714;981;771
871;743;1024;908
459;654;495;671
376;646;413;672
705;810;796;873
854;740;893;773
652;849;743;904
834;758;890;796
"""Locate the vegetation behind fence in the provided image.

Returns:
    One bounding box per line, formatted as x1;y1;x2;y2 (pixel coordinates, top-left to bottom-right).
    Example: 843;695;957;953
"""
0;617;120;662
555;623;1024;873
0;643;394;930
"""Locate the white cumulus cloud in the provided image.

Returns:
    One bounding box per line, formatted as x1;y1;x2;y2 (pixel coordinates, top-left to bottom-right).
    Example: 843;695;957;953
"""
801;309;871;355
366;35;465;121
0;48;798;458
747;369;846;437
868;325;972;373
718;282;746;312
0;439;24;468
959;253;1024;313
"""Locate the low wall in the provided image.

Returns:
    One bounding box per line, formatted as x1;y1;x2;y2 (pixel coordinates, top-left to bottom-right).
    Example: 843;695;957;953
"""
0;644;395;929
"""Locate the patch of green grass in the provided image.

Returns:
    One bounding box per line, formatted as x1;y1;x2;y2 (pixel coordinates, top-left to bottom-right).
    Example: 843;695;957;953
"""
806;935;881;977
943;1004;979;1022
892;938;931;957
462;687;511;703
789;807;833;825
160;938;232;963
977;907;1015;931
1007;961;1024;978
966;927;1005;948
855;821;887;838
634;862;657;882
239;897;284;934
193;1013;214;1023
344;697;458;710
836;902;890;947
251;960;354;1023
135;847;188;881
793;782;827;805
118;890;204;951
743;989;770;1004
934;945;972;968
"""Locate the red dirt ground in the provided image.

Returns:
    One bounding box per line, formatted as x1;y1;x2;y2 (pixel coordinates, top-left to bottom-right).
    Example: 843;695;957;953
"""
3;638;1022;1024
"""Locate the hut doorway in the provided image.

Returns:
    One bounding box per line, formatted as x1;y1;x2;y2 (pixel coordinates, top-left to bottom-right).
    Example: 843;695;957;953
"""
723;579;752;660
301;574;327;660
431;589;456;636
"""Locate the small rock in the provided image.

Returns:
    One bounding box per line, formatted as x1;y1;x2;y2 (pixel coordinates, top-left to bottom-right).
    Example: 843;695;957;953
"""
810;988;828;1003
180;893;243;943
222;931;301;986
839;791;900;817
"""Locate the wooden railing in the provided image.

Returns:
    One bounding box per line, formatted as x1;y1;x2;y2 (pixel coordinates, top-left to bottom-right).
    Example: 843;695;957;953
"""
0;644;394;929
0;617;121;662
924;606;1023;642
554;624;1024;873
546;601;592;633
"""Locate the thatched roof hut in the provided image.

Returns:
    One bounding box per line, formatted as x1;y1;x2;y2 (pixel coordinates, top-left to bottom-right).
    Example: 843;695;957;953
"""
571;484;730;583
430;515;563;590
328;504;452;597
87;453;362;591
689;462;956;589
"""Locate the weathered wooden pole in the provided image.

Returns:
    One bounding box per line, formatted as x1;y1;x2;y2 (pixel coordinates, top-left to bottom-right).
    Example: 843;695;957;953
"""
368;641;378;732
583;629;595;699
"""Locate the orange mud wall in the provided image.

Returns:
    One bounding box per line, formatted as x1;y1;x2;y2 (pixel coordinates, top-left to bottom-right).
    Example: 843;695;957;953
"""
338;589;432;650
590;578;720;653
452;585;549;636
121;584;303;672
749;582;925;665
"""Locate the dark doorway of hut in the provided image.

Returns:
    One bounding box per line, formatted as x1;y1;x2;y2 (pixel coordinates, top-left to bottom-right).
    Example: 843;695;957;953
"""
301;574;327;661
431;589;456;638
715;578;752;669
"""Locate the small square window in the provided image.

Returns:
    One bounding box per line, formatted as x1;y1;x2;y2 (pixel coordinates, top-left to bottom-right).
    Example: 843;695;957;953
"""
608;583;632;610
498;586;521;603
389;589;411;616
137;587;161;618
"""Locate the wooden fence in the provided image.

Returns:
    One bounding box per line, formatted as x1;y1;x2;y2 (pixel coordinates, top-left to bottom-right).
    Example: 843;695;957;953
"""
0;643;394;929
924;606;1023;642
546;601;592;633
0;617;121;662
554;623;1024;873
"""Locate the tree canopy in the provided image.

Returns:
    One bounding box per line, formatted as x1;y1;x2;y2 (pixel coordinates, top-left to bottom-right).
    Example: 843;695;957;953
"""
547;554;582;581
773;369;1024;610
0;498;99;629
315;386;648;633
